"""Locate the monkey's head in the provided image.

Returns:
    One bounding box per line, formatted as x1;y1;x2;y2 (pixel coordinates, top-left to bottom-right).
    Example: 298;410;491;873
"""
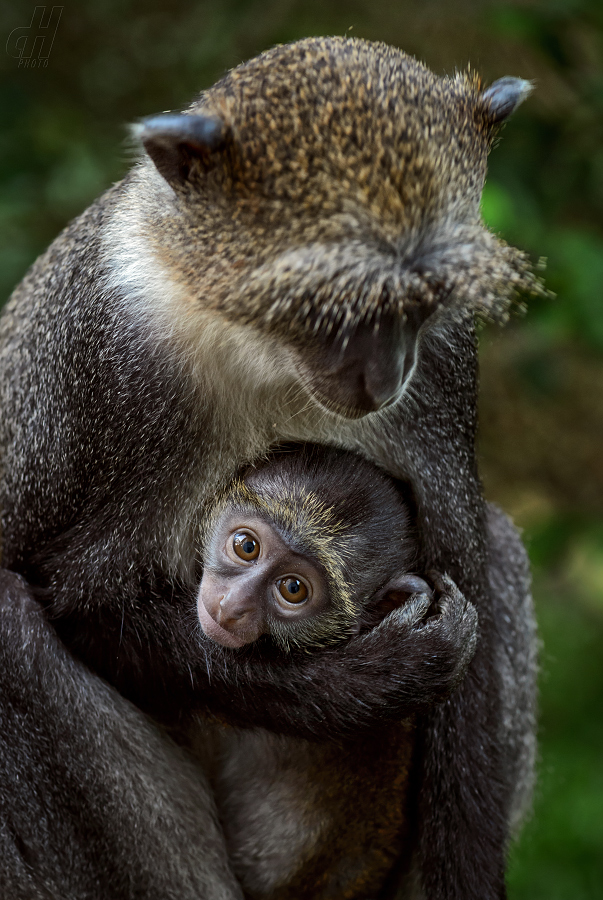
133;38;540;418
197;446;428;653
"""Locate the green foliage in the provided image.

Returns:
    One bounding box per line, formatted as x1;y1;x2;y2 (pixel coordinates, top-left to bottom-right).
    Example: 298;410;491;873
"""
480;0;603;352
483;180;603;350
508;586;603;898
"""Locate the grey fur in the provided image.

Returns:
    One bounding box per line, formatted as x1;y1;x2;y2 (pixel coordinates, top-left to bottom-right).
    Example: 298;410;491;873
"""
486;505;537;837
0;571;243;900
0;37;538;900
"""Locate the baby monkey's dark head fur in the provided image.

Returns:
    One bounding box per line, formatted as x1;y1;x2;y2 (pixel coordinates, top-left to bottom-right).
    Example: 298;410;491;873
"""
197;446;428;653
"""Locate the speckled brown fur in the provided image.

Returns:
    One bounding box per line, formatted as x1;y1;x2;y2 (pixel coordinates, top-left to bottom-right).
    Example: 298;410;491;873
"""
122;38;539;348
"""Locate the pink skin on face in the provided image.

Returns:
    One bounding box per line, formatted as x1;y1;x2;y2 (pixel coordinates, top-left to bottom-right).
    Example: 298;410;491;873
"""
197;513;328;649
197;592;248;649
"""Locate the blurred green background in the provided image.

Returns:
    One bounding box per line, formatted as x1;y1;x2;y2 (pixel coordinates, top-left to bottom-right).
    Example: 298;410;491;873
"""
1;0;602;895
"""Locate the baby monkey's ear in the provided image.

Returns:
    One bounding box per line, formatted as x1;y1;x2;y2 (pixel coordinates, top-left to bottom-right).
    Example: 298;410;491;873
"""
381;574;432;606
480;76;533;125
134;113;228;186
372;574;433;620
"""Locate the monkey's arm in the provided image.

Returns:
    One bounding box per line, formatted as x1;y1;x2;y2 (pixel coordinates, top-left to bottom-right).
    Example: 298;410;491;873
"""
407;505;536;900
377;318;535;900
0;569;243;900
195;574;478;741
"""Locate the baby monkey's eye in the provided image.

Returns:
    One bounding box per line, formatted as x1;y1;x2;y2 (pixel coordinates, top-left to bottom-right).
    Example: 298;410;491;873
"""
233;532;260;561
277;577;308;604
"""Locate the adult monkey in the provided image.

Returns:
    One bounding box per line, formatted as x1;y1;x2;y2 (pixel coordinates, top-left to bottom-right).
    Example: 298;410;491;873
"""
0;38;538;900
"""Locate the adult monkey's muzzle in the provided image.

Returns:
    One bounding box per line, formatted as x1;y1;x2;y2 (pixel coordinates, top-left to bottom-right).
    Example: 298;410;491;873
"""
297;309;427;417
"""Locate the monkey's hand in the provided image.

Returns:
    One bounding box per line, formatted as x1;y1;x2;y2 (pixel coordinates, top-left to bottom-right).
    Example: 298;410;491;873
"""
205;572;478;742
333;571;478;728
375;570;478;693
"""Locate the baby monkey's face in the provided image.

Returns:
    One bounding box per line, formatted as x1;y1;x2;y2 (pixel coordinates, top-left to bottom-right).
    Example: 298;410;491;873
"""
197;508;329;649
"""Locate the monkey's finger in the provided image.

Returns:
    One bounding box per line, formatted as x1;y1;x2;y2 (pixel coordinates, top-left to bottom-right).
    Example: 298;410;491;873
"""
425;570;456;595
423;588;477;635
384;592;433;629
423;571;471;619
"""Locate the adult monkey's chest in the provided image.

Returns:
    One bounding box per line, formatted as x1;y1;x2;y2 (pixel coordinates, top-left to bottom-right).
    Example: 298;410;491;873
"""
195;719;417;900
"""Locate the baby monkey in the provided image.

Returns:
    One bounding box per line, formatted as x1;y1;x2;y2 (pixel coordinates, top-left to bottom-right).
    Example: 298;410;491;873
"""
197;446;433;653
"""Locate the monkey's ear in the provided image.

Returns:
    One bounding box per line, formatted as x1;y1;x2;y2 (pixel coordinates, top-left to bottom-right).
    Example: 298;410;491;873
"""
374;575;433;618
480;77;533;124
134;113;228;186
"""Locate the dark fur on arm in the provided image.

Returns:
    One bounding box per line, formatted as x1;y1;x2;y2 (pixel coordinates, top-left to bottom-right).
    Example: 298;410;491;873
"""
0;569;243;900
197;574;477;741
394;324;522;900
44;565;476;742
